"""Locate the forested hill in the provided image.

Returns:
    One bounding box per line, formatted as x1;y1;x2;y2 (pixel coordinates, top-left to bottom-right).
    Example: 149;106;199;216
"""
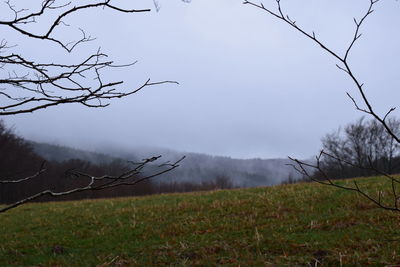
30;142;304;187
29;141;125;165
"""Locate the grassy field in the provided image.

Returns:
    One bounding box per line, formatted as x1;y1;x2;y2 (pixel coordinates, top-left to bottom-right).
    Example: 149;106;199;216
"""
1;177;399;266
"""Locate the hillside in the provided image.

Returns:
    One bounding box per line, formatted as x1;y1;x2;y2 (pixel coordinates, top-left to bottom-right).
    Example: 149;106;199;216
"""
30;142;304;187
0;177;398;266
29;141;127;165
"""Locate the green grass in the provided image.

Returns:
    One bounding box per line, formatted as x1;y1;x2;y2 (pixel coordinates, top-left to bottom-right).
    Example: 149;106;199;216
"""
1;177;399;266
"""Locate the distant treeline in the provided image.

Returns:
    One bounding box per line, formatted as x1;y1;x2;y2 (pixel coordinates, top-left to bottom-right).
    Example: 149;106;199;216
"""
0;121;234;204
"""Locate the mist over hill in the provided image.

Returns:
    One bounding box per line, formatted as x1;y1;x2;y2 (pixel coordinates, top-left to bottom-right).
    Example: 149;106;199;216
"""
30;142;304;187
29;141;124;165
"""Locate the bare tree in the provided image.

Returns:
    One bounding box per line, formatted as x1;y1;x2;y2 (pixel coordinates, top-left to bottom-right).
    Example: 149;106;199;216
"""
244;0;400;211
315;117;400;179
0;1;184;212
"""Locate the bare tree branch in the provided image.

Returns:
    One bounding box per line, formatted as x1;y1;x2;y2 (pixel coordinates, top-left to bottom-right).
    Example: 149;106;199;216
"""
287;117;400;212
245;0;400;211
0;0;150;51
0;1;183;213
244;0;399;143
0;156;185;213
0;161;46;184
0;1;179;116
289;152;400;212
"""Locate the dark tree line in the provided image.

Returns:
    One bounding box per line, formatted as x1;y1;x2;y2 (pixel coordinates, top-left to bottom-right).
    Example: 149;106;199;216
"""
0;120;151;203
0;121;233;204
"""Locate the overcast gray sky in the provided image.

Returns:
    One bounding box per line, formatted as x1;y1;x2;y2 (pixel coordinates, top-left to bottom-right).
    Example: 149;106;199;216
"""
3;0;400;159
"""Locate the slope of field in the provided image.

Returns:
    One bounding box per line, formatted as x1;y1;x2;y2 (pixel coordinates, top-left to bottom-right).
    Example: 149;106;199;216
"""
0;177;399;266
